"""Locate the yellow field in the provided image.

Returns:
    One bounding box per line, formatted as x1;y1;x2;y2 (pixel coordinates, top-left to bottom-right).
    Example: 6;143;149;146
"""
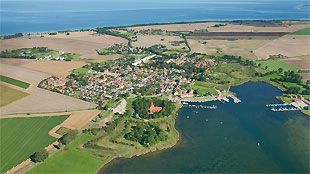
0;84;29;107
22;60;87;78
133;35;186;49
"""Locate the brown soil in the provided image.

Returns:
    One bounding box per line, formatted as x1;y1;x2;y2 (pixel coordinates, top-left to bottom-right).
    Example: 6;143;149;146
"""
0;31;127;59
253;36;310;59
22;60;87;78
0;63;51;84
133;35;186;49
0;58;36;66
188;39;271;60
280;55;310;70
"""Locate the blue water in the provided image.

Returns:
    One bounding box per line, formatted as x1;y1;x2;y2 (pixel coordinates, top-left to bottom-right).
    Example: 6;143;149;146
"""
100;82;310;173
1;0;309;35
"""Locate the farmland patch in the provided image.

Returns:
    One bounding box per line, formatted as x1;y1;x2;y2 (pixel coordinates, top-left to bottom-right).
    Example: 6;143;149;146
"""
0;115;70;173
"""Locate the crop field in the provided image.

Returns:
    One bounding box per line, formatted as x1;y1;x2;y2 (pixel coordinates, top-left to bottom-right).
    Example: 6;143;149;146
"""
288;27;310;35
0;115;70;173
255;59;299;72
0;31;127;59
132;35;186;49
0;88;97;115
0;75;30;89
0;58;36;66
0;84;29;107
28;134;104;174
280;55;310;70
253;35;310;60
0;63;51;84
22;60;87;78
187;39;271;60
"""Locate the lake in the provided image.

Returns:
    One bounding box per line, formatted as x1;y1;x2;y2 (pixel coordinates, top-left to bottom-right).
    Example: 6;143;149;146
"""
100;82;310;173
1;0;310;35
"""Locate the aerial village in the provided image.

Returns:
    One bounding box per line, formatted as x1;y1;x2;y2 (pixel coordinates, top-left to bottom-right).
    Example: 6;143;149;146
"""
38;42;310;113
38;44;222;107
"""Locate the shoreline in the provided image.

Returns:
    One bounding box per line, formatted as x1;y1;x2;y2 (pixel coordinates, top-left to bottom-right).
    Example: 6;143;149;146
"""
1;19;310;36
96;104;182;173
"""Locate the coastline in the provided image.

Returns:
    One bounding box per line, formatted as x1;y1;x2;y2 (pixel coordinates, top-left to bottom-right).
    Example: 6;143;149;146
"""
1;19;310;36
96;103;182;173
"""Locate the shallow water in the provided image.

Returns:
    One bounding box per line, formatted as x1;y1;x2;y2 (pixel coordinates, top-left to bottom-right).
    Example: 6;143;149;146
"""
1;0;310;35
100;82;310;173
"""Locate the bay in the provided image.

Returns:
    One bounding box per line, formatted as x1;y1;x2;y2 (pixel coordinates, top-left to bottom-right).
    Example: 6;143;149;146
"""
100;82;310;173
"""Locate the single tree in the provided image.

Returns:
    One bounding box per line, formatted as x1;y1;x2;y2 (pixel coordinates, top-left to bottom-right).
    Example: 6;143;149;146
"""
278;68;283;73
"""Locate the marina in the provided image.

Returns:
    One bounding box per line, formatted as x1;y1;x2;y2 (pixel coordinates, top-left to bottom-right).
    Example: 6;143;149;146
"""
266;103;298;112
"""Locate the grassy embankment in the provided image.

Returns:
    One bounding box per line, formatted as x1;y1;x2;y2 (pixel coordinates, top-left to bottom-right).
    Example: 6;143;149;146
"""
0;115;70;173
28;99;180;173
0;84;29;107
0;75;31;89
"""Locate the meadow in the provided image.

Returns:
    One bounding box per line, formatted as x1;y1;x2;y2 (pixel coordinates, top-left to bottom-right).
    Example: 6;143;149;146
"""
28;134;104;174
288;27;310;35
0;75;30;89
0;84;29;107
255;59;299;72
0;115;70;173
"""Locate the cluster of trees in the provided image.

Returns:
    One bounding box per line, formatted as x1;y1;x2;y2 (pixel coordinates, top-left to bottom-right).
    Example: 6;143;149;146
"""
124;122;167;147
58;130;79;145
286;87;301;94
96;28;132;46
181;34;191;52
30;149;49;163
132;98;175;119
278;71;302;84
0;33;23;40
212;24;226;27
0;47;50;59
221;55;255;66
67;73;89;86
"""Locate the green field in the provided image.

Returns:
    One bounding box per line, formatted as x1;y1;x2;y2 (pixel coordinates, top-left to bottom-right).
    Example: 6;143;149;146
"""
0;84;29;107
162;51;177;56
28;134;104;174
72;67;90;75
0;115;70;173
191;84;218;96
29;100;180;173
0;75;31;89
289;27;310;35
255;59;299;72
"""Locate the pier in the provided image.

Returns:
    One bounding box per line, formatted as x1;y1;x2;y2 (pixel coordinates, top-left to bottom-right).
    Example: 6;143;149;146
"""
266;103;298;112
182;103;217;109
